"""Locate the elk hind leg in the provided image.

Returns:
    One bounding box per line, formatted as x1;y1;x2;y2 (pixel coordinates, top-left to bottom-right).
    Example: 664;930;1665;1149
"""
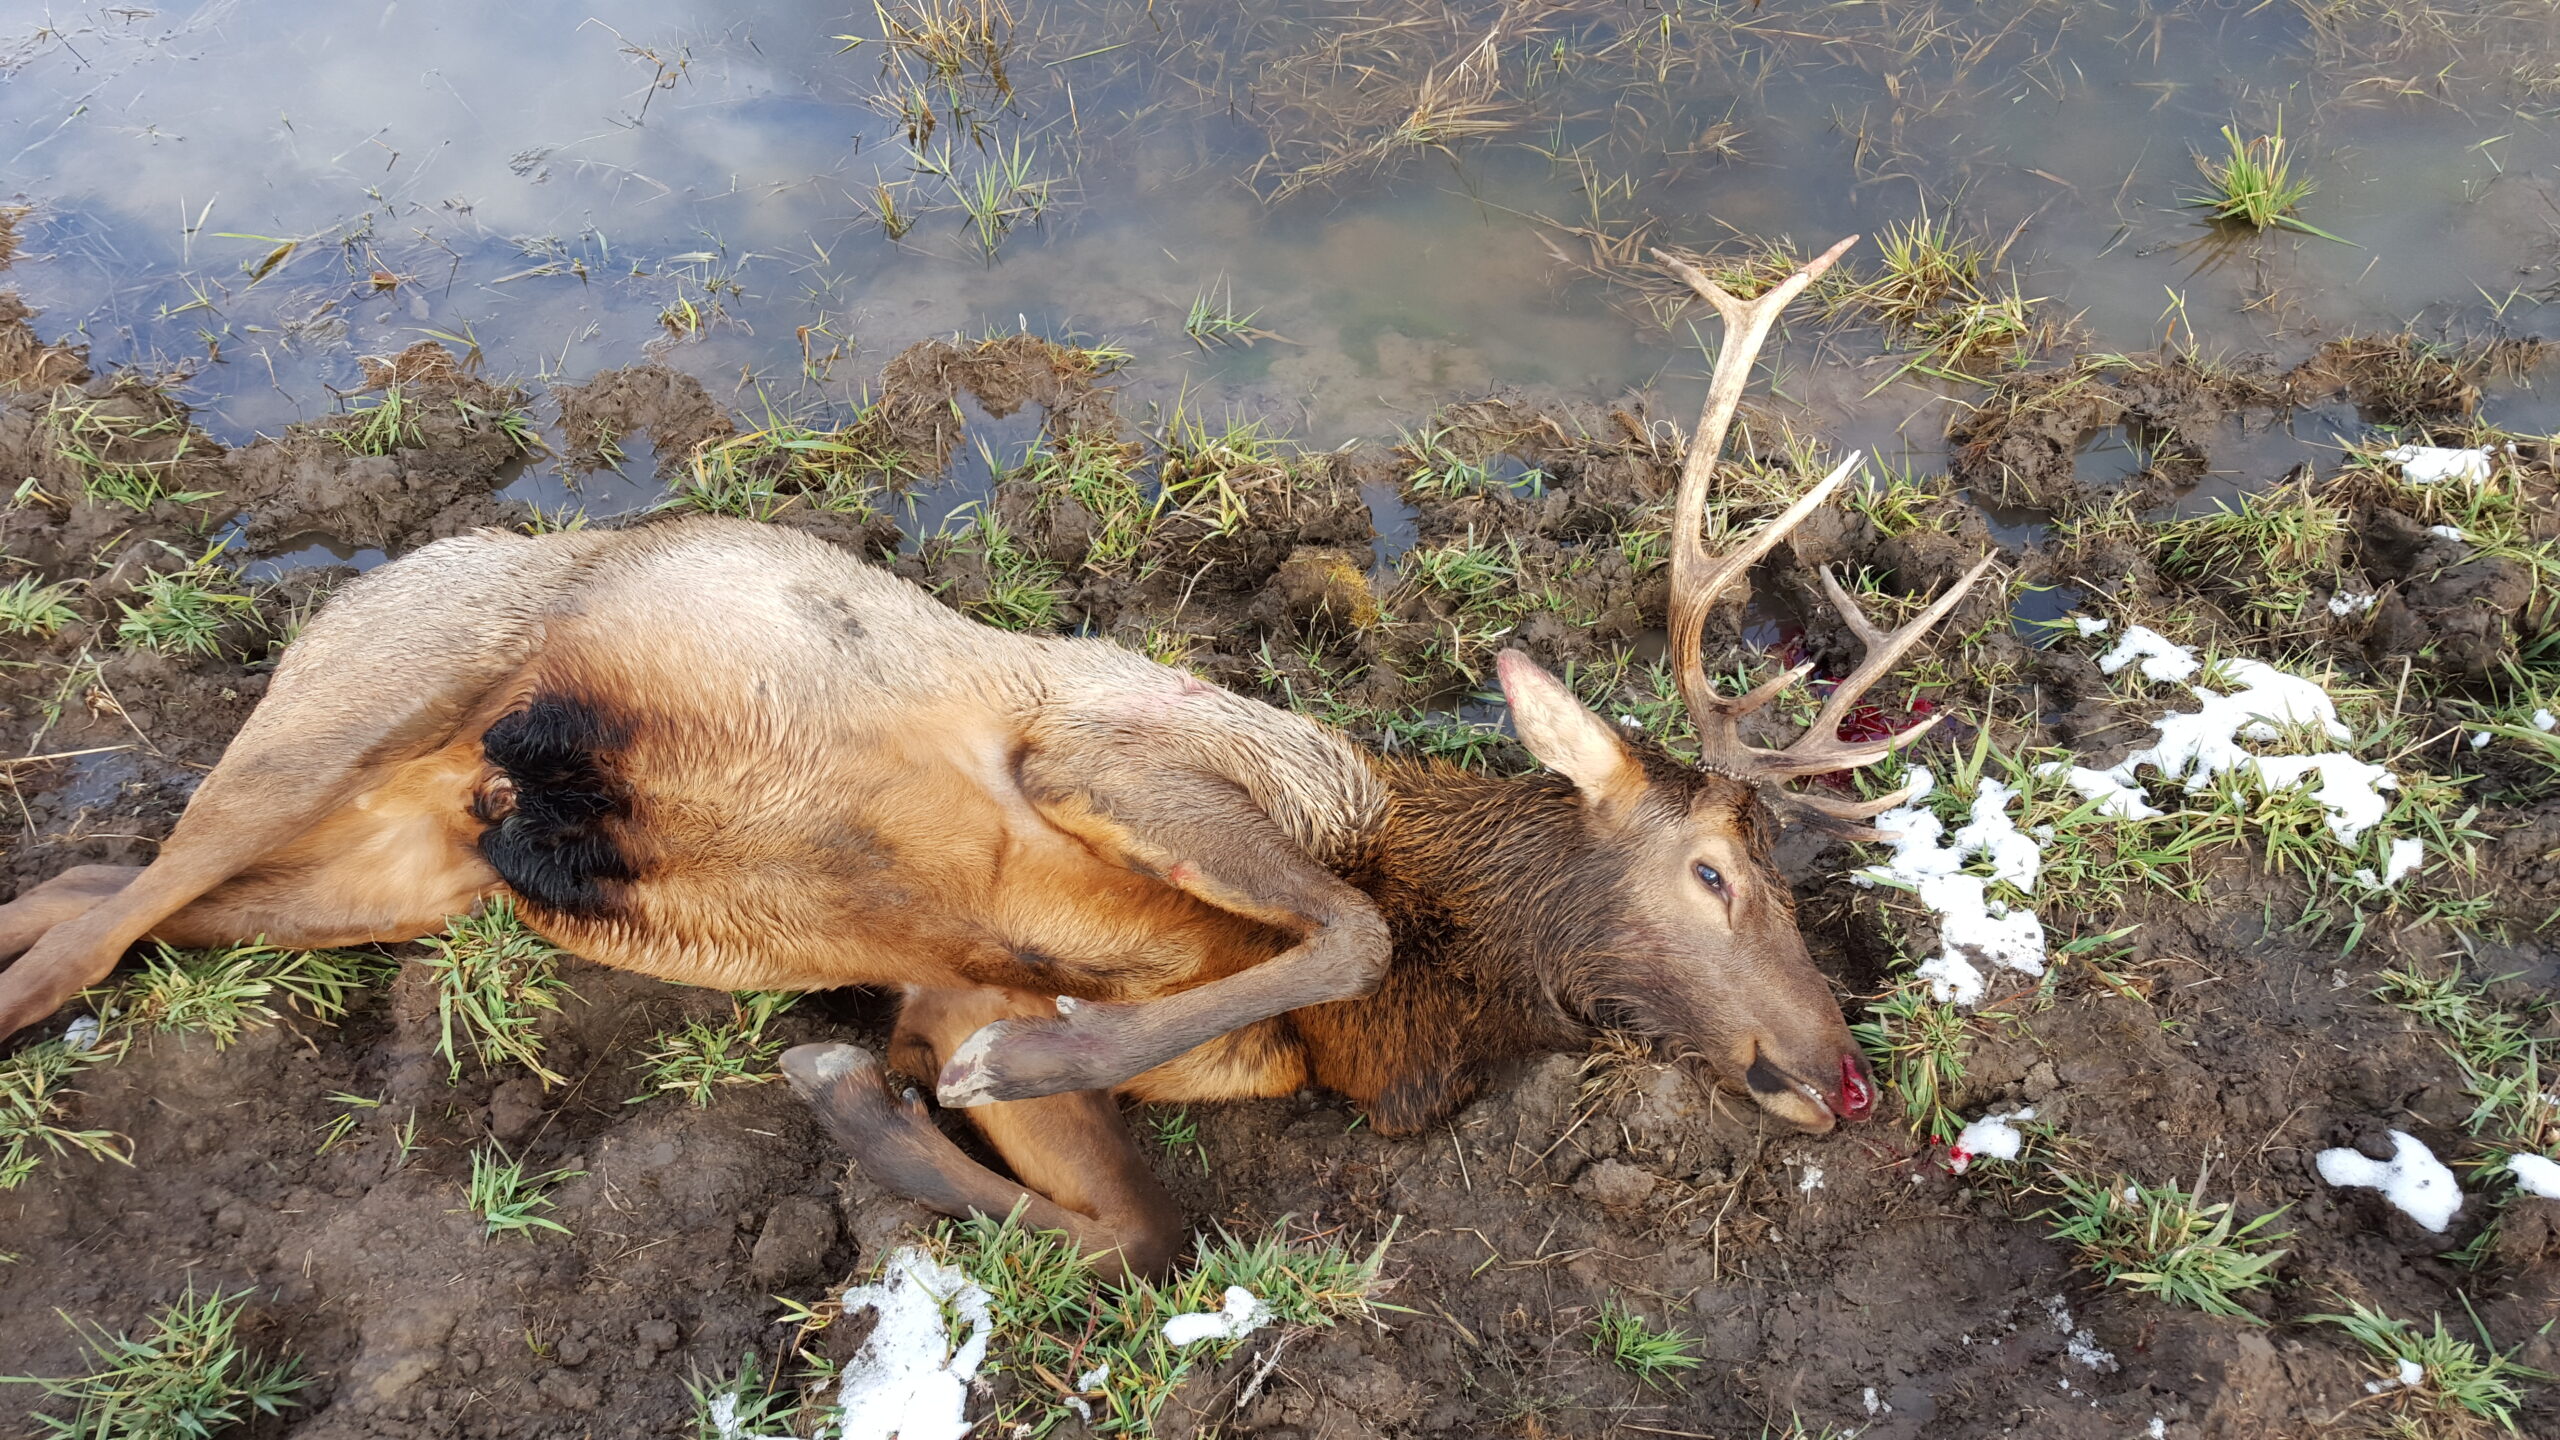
0;532;569;1043
782;991;1182;1281
0;866;143;960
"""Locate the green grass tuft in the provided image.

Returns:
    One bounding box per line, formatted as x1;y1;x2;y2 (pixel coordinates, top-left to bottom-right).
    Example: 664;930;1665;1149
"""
2;1284;306;1439
2039;1173;2290;1321
2189;117;2344;242
0;575;79;638
2309;1299;2551;1434
464;1141;583;1239
1587;1297;1703;1389
85;941;379;1049
332;387;424;456
114;550;260;658
684;1351;797;1440
0;1039;131;1191
417;900;572;1086
938;509;1065;631
902;1210;1394;1435
627;992;798;1107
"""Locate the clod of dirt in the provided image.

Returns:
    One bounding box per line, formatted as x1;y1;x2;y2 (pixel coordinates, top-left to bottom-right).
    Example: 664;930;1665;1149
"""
0;293;91;393
552;363;738;475
1574;1156;1661;1210
488;1076;550;1146
1947;355;2239;511
2289;334;2546;425
749;1195;841;1287
221;343;534;550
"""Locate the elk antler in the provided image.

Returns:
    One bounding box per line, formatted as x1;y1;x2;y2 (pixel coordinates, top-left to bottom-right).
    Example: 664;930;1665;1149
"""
1650;236;1997;834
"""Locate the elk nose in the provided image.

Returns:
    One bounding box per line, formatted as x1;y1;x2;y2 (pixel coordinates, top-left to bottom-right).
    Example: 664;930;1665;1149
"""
1838;1052;1879;1122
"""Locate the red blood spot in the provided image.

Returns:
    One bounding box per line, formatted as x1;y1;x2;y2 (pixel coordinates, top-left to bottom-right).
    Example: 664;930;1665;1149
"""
1838;1055;1876;1120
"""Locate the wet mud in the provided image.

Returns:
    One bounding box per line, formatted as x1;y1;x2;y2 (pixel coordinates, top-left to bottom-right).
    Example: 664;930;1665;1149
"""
0;291;2556;1439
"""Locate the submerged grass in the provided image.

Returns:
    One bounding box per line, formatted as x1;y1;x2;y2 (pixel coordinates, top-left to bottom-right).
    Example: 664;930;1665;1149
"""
2189;118;2344;243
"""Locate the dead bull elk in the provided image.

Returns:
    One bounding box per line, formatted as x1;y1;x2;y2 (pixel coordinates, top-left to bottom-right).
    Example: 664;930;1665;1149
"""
0;236;1990;1276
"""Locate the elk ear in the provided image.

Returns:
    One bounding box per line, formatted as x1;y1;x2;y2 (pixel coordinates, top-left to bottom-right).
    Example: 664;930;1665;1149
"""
1497;650;1642;812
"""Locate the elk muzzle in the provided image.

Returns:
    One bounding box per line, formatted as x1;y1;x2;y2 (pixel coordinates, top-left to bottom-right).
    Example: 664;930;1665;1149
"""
1734;1042;1878;1132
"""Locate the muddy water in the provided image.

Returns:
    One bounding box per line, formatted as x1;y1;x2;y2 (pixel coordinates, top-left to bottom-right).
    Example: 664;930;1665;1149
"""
6;1;2559;493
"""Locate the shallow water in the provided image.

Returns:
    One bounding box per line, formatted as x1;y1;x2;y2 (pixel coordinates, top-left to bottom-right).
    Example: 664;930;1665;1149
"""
7;0;2559;491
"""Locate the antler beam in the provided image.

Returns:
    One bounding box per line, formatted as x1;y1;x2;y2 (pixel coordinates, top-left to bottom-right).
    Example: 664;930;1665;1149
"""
1650;236;1998;831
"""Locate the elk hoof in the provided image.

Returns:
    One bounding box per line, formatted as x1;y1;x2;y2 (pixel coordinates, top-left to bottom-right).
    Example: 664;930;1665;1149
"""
933;1021;1011;1107
780;1042;872;1095
935;1003;1136;1107
781;1044;953;1194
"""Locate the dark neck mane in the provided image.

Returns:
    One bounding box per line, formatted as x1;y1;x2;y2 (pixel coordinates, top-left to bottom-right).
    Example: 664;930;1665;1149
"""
1289;757;1611;1133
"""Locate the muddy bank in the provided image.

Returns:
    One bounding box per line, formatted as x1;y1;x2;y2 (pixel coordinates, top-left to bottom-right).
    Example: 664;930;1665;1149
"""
0;292;2557;1439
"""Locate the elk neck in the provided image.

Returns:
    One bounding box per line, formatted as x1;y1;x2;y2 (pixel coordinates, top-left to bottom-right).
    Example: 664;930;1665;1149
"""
1282;755;1620;1134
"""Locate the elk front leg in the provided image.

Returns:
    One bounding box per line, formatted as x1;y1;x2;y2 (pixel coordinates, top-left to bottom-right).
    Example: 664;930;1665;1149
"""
936;765;1388;1108
782;989;1181;1280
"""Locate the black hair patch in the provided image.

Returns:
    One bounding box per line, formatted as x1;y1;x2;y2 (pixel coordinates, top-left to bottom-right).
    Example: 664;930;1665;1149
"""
479;695;638;917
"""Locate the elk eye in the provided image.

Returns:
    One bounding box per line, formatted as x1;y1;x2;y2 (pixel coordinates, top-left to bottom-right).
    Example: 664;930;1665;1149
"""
1694;863;1727;895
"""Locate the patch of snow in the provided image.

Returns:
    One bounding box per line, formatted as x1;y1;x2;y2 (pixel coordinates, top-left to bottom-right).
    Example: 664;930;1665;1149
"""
2508;1153;2560;1198
1798;1165;1826;1193
707;1394;763;1440
2247;753;2400;846
2315;1130;2464;1233
2148;1419;2166;1439
2537;709;2557;732
2098;658;2394;845
2328;592;2376;618
1162;1286;1273;1346
2042;1294;2118;1372
62;1014;99;1051
1863;1386;1884;1416
2097;625;2202;684
2039;763;2166;821
836;1247;994;1440
2473;730;2493;749
2073;615;2110;637
2384;444;2492;485
2430;524;2467;541
2383;838;2423;886
1859;770;2047;1005
2364;1357;2427;1394
1949;1107;2035;1173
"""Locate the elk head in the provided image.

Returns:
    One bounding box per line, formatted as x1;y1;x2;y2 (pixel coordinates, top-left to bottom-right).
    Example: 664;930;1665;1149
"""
1495;235;1994;1133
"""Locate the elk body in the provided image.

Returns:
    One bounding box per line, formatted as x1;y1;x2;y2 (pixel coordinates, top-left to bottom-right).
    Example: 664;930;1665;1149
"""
0;239;1989;1277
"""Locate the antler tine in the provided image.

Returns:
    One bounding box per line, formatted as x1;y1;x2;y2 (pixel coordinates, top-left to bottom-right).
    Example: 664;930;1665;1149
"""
1745;553;2001;781
1653;235;1859;733
1766;785;1921;843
